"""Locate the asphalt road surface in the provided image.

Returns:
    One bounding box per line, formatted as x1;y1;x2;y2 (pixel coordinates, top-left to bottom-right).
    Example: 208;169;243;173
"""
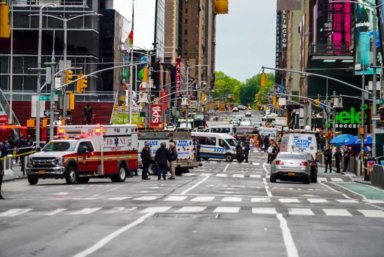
1;151;384;257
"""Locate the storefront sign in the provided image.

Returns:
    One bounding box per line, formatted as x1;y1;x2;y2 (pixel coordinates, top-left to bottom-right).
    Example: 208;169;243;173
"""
175;57;181;97
0;115;8;124
335;105;369;129
150;104;162;128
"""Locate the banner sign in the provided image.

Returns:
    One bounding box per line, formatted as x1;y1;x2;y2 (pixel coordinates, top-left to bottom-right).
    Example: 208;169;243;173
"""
176;57;181;97
150;104;162;128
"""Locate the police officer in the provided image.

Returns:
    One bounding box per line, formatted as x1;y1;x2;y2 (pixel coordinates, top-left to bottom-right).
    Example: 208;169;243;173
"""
141;144;152;180
324;146;333;173
334;147;342;173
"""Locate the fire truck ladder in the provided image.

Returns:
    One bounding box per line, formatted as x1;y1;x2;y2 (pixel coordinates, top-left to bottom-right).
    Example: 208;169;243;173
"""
0;88;20;125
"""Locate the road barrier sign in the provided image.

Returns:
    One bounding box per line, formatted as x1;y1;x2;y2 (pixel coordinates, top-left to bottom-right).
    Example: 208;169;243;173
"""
39;95;51;101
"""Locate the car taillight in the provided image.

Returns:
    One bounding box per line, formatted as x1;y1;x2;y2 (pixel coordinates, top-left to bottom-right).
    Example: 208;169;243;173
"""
300;161;309;167
275;160;284;165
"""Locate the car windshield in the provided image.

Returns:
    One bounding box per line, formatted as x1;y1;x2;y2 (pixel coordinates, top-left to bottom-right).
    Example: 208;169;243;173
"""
42;141;77;152
225;138;237;147
277;153;306;160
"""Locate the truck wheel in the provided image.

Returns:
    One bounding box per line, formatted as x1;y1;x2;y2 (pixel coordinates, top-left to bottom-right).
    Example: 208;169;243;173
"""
225;154;233;162
65;166;77;184
77;177;90;184
28;176;39;185
112;164;127;182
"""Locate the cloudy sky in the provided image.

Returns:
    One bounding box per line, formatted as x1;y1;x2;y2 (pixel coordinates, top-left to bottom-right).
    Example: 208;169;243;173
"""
114;0;276;82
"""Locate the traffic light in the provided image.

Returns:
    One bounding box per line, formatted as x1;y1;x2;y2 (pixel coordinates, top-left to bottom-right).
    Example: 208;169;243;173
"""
260;72;267;87
76;73;88;93
272;96;277;106
64;70;73;85
142;66;149;83
68;92;75;111
0;3;10;38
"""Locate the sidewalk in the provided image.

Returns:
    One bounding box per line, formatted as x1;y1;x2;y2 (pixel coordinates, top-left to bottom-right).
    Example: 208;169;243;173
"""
3;162;26;182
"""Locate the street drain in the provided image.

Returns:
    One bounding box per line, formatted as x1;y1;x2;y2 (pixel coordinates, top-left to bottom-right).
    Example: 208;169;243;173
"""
153;213;220;219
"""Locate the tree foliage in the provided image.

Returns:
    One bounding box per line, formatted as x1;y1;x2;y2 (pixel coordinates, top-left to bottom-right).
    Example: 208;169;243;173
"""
213;71;242;102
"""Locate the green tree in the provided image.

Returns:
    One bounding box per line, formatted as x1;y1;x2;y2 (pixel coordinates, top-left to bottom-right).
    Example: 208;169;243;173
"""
254;73;275;108
213;71;243;103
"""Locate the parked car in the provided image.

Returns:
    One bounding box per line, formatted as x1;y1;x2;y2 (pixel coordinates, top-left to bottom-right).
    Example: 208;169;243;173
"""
232;107;239;112
245;111;252;117
238;105;247;110
270;152;318;184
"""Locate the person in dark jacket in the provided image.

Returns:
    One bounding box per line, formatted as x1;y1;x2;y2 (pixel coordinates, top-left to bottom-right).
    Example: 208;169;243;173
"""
155;142;169;180
0;142;6;199
343;147;351;172
168;141;178;179
141;144;152;180
83;104;93;125
263;135;270;152
244;136;251;163
324;146;333;173
334;147;342;173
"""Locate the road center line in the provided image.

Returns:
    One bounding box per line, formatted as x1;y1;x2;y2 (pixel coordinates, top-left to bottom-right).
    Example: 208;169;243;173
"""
181;175;210;195
263;178;273;197
223;163;230;173
73;212;153;257
276;213;300;257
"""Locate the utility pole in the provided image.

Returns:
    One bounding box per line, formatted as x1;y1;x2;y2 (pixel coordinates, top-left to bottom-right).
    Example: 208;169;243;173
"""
49;30;56;141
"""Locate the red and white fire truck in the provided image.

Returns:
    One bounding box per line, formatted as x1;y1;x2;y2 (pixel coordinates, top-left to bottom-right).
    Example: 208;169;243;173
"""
26;124;138;185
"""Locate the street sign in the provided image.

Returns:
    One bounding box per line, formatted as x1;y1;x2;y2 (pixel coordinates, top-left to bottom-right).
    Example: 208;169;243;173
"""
379;98;384;105
39;95;51;101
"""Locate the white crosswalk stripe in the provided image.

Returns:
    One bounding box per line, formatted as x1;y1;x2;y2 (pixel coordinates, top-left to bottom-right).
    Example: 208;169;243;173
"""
191;196;215;202
250;174;262;178
364;200;384;204
288;208;314;216
330;178;343;182
337;199;359;204
108;197;131;201
318;177;327;182
221;197;242;202
176;206;207;213
46;208;67;216
133;196;159;201
252;208;277;215
358;210;384;218
164;196;188;202
232;174;245;178
70;208;101;215
252;162;260;166
279;198;300;203
307;198;328;203
323;209;352;217
0;209;32;217
140;207;171;213
102;207;137;214
251;197;271;203
214;207;240;213
216;174;228;178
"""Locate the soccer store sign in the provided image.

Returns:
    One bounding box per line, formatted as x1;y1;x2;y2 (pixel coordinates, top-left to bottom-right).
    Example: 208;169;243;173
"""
334;104;370;130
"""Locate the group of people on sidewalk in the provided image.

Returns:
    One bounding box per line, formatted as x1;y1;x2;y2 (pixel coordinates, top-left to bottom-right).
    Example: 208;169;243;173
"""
140;140;178;180
323;145;355;173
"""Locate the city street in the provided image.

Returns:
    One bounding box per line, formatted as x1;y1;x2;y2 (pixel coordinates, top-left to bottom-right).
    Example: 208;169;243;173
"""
1;151;384;257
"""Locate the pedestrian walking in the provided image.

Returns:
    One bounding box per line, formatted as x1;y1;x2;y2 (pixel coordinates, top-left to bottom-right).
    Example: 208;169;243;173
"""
264;135;270;152
193;138;201;161
324;146;333;173
334;147;342;173
270;142;279;163
244;136;250;163
155;142;169;180
168;141;178;179
343;147;351;172
83;103;93;125
140;144;152;180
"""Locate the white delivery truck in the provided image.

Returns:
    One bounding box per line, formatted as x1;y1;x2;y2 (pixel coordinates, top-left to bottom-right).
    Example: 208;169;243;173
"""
26;125;138;184
138;130;198;175
279;130;318;159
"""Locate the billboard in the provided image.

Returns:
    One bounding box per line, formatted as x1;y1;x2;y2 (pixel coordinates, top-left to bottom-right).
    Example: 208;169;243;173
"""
354;0;382;75
150;104;162;128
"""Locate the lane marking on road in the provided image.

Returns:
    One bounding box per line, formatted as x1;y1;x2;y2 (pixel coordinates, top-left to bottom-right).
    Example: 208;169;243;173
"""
133;196;159;201
46;208;67;216
318;177;327;182
263;178;273;197
214;207;240;213
176;206;207;213
276;213;300;257
70;208;102;215
102;207;137;214
73;212;153;257
108;197;131;201
252;208;277;215
190;196;215;202
288;208;314;216
140;207;171;213
330;178;343;182
164;196;187;202
279;198;300;203
307;198;328;203
223;163;230;173
251;197;271;203
216;174;228;178
252;162;260;166
250;174;262;178
358;209;384;218
319;180;352;199
364;200;384;204
181;175;210;195
232;174;245;178
221;197;242;202
0;208;32;217
323;209;352;217
336;199;359;204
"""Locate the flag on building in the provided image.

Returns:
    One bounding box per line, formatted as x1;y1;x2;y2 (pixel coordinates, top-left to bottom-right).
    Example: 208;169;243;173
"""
124;1;134;50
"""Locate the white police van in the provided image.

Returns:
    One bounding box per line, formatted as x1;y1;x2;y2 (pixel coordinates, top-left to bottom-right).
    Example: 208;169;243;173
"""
279;129;318;159
191;132;238;162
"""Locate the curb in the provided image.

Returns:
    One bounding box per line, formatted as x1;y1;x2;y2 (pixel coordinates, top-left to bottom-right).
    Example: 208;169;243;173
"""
3;175;26;183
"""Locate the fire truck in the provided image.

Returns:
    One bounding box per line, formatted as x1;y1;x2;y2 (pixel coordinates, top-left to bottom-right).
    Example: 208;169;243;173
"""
26;124;138;185
138;130;198;175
